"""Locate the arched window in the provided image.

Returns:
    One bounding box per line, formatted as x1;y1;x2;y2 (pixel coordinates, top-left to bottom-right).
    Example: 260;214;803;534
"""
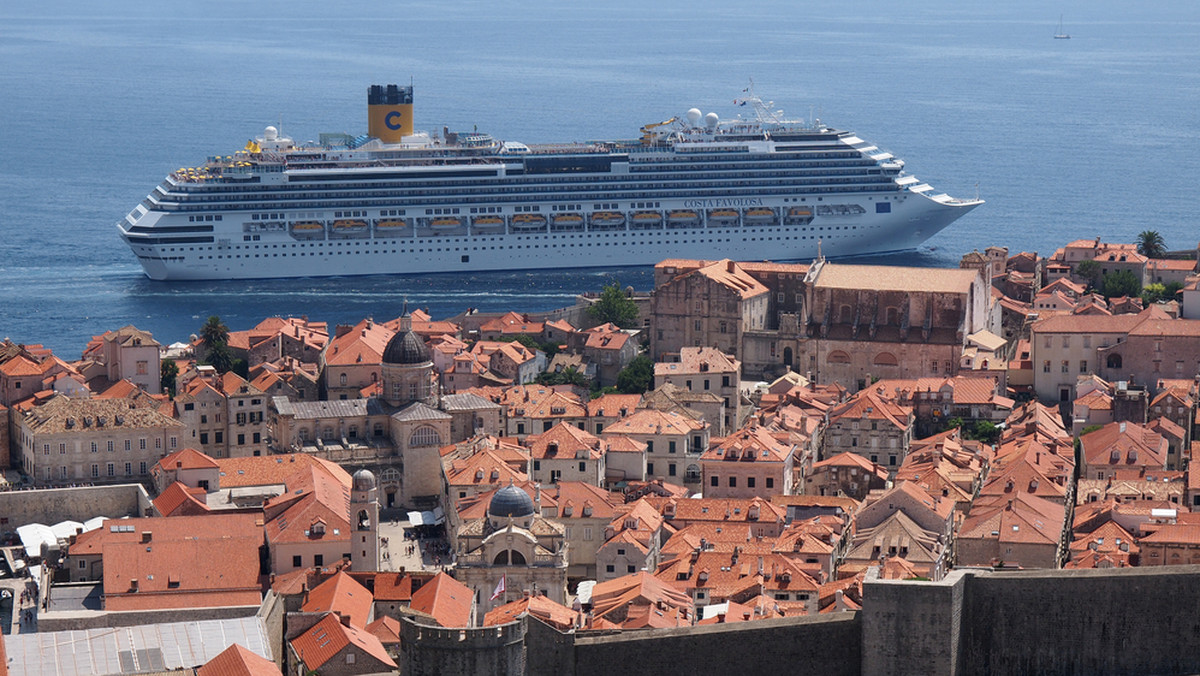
409;425;442;447
339;373;348;386
873;352;898;366
1106;354;1122;369
839;304;852;323
783;347;793;367
828;351;851;364
357;510;371;531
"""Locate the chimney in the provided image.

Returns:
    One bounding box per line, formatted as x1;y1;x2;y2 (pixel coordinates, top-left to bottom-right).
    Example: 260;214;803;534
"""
340;613;352;627
727;260;735;273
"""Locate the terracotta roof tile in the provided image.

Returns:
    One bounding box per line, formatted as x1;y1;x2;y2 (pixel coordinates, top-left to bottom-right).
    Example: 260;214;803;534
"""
290;613;396;670
409;572;475;628
302;571;374;629
198;643;282;676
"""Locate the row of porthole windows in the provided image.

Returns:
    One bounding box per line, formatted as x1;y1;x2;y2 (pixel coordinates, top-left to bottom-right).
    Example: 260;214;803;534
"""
158;224;864;254
157;233;860;259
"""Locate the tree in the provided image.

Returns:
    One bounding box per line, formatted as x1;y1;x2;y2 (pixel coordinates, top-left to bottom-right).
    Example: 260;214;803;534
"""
199;315;234;373
1100;269;1141;299
537;367;589;388
616;355;654;394
1142;283;1167;304
200;315;229;348
1136;230;1166;258
588;281;639;329
1075;259;1101;289
160;358;179;397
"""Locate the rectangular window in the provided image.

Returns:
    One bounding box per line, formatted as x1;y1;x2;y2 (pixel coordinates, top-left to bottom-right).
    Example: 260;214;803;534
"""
875;201;891;214
668;464;676;476
91;464;99;478
200;432;209;445
647;462;655;475
124;440;131;451
139;461;147;475
314;554;324;567
747;476;756;488
91;442;97;453
711;475;719;487
292;555;302;568
215;431;223;443
106;463;115;477
1043;360;1051;373
124;462;132;476
1080;360;1088;373
1061;360;1070;373
107;441;114;452
669;441;677;454
729;476;737;487
579;461;586;472
766;478;774;489
646;440;654;453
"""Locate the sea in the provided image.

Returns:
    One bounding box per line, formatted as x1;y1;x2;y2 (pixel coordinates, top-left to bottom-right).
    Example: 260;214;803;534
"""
2;0;1199;357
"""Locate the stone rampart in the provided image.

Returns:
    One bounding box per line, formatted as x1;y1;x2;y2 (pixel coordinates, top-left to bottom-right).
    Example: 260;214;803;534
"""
0;483;152;531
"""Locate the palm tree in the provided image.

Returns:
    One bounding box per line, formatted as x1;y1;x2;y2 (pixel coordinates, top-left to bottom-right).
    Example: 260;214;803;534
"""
200;315;229;348
1137;230;1166;258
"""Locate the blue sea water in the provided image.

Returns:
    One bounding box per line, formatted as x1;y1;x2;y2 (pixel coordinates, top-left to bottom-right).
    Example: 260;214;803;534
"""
2;0;1198;356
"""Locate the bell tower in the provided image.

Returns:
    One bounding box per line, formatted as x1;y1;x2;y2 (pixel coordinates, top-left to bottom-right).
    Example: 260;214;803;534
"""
351;469;380;571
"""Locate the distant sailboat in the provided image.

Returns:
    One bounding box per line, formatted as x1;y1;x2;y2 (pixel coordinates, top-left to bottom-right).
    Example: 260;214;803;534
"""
1054;15;1070;39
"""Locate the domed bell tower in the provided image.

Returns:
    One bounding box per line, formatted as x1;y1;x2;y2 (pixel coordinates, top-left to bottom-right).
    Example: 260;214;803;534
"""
351;469;380;572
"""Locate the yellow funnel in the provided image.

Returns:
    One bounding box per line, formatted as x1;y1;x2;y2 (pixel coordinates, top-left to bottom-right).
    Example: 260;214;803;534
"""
368;84;414;142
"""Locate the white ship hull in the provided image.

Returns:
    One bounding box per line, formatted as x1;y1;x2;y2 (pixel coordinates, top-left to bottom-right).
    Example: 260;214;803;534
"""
122;193;976;281
118;85;982;281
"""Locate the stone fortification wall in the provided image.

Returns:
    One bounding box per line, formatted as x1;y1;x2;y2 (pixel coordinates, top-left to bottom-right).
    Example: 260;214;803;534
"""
400;618;527;676
526;613;861;676
338;566;1200;676
863;565;1200;676
956;566;1200;676
0;483;151;531
38;603;258;632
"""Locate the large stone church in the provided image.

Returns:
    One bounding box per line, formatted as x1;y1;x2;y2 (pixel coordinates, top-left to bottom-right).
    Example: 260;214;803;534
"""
270;313;498;508
454;483;569;615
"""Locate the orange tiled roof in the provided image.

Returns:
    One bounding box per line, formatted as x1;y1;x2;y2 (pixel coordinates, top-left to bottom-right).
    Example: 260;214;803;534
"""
156;446;220;472
525;423;606;460
590;571;693;627
484;594;579;630
365;615;402;645
290;613;396;670
324;319;395;367
302;570;374;629
409;571;474;628
198;643;282;676
94;513;265;612
153;481;210;517
216;453;352;489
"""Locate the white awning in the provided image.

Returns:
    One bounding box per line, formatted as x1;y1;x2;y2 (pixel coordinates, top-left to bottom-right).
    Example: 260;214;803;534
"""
16;524;56;559
407;510;425;525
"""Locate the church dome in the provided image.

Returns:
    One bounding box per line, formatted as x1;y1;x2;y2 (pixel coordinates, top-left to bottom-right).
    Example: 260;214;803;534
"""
352;468;377;492
382;328;429;365
488;484;535;519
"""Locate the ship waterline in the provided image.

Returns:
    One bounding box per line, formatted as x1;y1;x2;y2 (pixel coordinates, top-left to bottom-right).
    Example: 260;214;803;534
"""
118;84;982;281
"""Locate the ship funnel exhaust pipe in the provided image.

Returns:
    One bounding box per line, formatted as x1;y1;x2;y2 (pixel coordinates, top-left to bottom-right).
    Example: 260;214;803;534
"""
368;84;414;142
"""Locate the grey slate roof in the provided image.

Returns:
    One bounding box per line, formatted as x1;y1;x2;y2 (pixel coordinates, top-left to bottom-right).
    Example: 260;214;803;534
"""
391;401;452;422
4;615;271;676
440;393;503;412
273;396;388;419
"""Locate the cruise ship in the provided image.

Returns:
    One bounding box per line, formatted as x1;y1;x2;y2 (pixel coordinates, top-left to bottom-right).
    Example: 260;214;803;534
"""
118;84;982;281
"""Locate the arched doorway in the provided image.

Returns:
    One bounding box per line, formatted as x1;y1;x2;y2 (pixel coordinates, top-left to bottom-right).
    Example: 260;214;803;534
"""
783;347;794;368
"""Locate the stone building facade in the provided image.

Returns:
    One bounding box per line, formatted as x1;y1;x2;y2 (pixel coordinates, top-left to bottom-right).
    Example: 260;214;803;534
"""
652;258;995;390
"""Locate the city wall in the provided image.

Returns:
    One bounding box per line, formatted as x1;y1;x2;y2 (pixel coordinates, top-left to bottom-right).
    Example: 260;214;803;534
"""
0;483;152;531
863;565;1200;676
403;565;1200;676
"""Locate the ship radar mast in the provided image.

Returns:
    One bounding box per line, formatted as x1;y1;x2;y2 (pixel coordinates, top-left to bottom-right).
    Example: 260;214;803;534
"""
734;79;786;125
